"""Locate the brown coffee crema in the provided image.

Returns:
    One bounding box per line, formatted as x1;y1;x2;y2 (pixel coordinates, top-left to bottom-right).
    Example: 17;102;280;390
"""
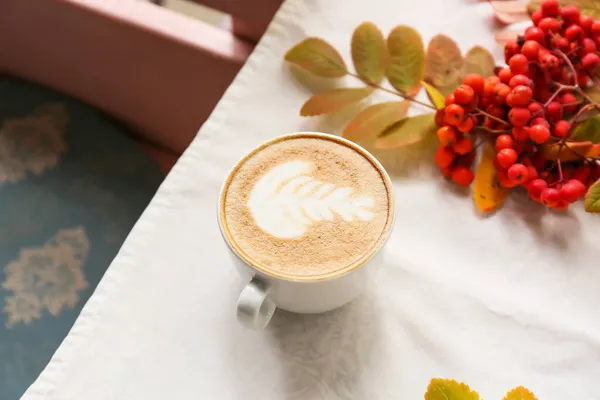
220;133;394;281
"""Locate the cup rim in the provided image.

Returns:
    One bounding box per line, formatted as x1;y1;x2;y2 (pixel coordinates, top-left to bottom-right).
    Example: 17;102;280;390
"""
217;132;395;283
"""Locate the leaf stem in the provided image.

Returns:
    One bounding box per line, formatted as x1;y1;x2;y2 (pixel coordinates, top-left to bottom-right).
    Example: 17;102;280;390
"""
348;72;437;110
474;108;511;126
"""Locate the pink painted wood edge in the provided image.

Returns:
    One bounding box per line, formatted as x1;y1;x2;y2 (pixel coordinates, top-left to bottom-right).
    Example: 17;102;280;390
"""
0;0;254;153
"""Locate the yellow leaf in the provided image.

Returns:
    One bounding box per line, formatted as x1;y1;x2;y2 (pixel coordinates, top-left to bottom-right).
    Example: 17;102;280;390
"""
352;22;388;84
285;38;347;77
585;178;600;213
539;141;597;161
503;386;539;400
300;87;373;116
463;46;496;78
343;101;410;142
422;81;446;109
375;113;436;149
387;25;425;94
474;144;509;212
425;378;480;400
491;1;529;24
528;0;600;18
572;116;600;143
424;34;463;96
584;86;600;103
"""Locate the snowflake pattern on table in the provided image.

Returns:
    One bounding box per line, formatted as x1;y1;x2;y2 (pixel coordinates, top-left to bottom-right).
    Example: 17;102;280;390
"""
2;227;90;328
0;103;68;184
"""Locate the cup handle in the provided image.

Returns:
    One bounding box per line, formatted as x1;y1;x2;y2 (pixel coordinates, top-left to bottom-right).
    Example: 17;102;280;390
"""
236;278;276;329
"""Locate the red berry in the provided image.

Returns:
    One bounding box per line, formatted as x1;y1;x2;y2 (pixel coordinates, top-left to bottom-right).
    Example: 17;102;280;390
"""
508;163;529;185
538;17;561;32
530;117;550;129
512;126;529;141
486;104;506;119
452;166;474;186
496;148;518;169
578;71;591;86
592;20;600;36
521;40;541;60
456;117;475;133
541;0;559;17
528;124;551;144
525;26;545;43
454;84;475;105
452;137;473;155
582;53;600;73
569;179;587;198
541;187;561;206
580;15;593;33
561;5;581;25
435;109;445;126
509;74;533;89
444;104;464;125
437;126;457;146
528;102;544;117
510;85;533;106
581;37;597;55
464;74;485;95
560;179;586;202
508;107;531;127
495;134;513;151
492;83;511;104
532;10;543;25
540;54;559;70
565;24;585;42
572;165;591;183
527;165;539;182
528;179;548;202
547;101;563;122
553;36;570;52
509;54;529;75
504;41;521;63
560;92;578;113
445;93;456;106
499;67;514;84
435;146;455;168
553;120;571;138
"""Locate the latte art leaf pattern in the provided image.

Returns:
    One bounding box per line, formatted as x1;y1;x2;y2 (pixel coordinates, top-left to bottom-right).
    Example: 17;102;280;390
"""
248;160;374;239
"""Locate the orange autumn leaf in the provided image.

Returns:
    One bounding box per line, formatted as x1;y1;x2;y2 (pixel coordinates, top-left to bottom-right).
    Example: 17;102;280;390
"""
474;144;509;212
503;386;539;400
490;1;529;24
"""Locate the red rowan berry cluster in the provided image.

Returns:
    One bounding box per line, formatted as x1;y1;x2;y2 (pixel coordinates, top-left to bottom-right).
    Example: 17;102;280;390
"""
435;0;600;210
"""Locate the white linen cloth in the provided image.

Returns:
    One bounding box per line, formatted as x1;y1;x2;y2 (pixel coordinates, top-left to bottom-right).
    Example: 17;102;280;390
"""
22;0;600;399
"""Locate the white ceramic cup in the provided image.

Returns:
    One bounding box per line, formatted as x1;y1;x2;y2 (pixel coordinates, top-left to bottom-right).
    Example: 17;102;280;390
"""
217;132;395;329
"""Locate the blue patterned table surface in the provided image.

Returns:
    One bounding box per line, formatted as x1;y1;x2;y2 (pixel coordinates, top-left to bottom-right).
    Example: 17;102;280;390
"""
0;76;165;399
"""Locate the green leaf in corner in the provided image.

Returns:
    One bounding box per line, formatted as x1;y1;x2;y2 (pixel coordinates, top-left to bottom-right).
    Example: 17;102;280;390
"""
375;113;436;149
528;0;600;18
422;81;446;109
424;34;463;96
425;378;480;400
572;116;600;143
300;87;373;116
463;46;496;78
503;386;538;400
285;38;348;77
351;22;388;84
386;25;425;95
585;178;600;213
343;101;410;142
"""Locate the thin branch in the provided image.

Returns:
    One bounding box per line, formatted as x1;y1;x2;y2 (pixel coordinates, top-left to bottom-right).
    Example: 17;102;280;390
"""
474;108;511;126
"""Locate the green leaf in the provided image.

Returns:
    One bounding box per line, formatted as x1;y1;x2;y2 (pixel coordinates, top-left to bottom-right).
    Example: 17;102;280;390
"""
425;378;480;400
528;0;600;18
422;81;446;109
572;116;600;143
300;87;373;116
285;38;347;77
352;22;388;84
375;113;436;149
503;386;538;400
387;25;425;94
585;178;600;213
463;46;496;78
424;34;463;96
343;101;410;142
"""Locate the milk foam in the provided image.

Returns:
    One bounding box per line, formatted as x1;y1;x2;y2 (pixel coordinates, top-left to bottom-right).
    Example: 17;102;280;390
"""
248;160;374;239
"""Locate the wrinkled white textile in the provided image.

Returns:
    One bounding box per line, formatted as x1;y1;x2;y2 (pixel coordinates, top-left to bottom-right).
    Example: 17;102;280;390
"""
22;0;600;399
